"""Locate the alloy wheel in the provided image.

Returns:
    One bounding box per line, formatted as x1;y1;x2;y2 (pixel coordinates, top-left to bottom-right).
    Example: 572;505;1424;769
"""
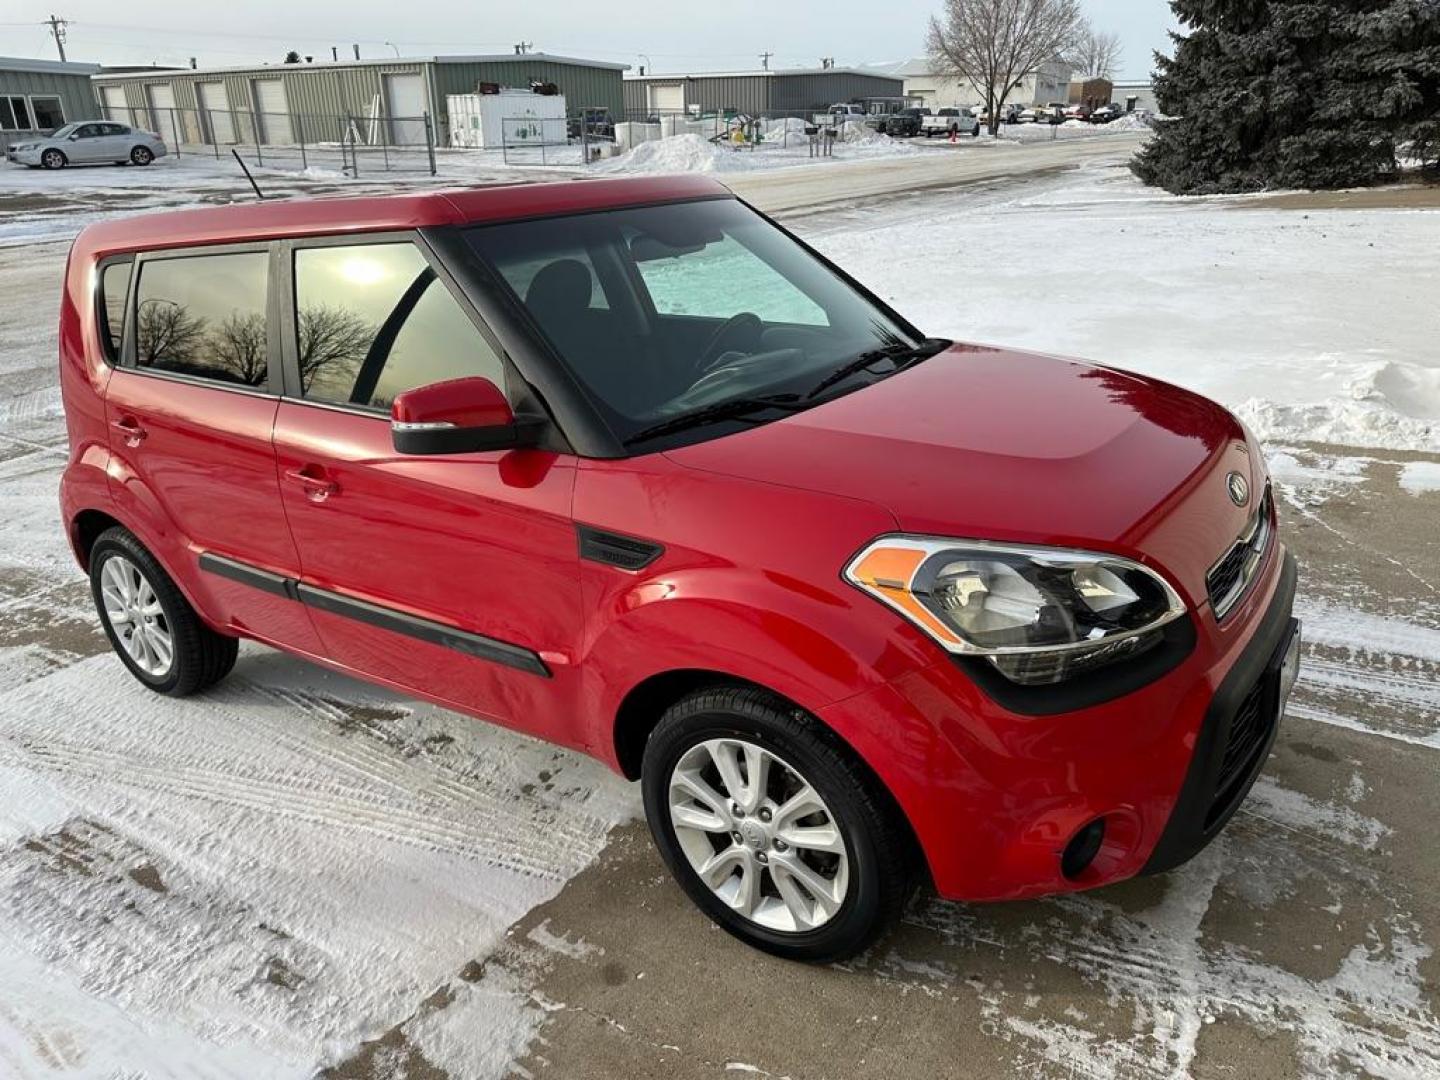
668;737;849;932
99;554;174;677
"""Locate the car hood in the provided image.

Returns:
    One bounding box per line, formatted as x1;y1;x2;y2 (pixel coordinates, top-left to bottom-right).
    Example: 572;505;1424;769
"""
664;345;1254;602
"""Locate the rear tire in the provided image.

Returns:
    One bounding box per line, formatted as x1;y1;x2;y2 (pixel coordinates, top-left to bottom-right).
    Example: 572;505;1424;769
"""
642;685;914;963
130;145;154;166
89;527;238;696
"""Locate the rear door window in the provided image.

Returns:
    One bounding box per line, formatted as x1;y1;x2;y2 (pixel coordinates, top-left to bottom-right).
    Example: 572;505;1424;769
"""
133;251;270;387
292;241;505;410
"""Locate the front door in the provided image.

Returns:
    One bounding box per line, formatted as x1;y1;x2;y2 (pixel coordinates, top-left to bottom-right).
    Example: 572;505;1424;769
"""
104;243;325;654
67;123;108;162
270;235;582;744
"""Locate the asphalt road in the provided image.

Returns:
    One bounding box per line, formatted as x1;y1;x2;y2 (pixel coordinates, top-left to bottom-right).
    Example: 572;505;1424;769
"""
726;134;1147;217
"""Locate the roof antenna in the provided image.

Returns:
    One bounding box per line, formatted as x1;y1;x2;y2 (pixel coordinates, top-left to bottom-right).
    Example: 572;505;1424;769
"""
231;149;266;200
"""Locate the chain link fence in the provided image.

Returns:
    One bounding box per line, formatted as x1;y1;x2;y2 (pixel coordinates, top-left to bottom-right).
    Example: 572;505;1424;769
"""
99;104;439;176
502;108;873;167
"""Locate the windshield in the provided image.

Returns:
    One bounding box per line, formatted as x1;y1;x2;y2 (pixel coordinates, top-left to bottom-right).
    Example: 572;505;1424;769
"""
51;123;77;139
466;198;922;447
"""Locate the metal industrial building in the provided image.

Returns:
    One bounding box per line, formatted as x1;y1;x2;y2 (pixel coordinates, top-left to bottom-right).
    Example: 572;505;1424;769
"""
91;53;627;148
1;56;102;139
623;67;905;117
895;57;1072;111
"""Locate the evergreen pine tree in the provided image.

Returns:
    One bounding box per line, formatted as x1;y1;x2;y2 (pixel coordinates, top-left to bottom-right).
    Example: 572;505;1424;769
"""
1133;0;1440;193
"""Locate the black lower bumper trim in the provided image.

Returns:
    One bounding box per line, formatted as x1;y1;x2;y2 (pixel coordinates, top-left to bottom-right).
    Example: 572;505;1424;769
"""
1142;550;1298;876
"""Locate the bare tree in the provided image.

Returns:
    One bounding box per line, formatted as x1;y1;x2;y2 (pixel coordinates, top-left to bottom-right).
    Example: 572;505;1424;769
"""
297;305;377;396
1070;26;1123;80
927;0;1086;135
136;299;206;368
214;311;269;386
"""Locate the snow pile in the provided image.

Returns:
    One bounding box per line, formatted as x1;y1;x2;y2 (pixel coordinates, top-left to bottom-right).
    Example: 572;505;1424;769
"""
596;133;741;175
1107;112;1154;132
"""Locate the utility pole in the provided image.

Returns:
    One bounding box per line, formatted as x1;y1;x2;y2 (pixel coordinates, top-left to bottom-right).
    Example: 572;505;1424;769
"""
47;14;68;62
352;43;360;60
758;51;773;71
331;45;338;62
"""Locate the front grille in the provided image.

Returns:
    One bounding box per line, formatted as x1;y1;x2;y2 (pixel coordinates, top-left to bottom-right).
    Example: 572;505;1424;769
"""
1206;487;1274;620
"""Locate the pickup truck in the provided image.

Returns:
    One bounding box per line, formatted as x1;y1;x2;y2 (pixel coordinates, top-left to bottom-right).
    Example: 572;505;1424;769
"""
813;103;868;128
881;108;929;137
921;107;980;138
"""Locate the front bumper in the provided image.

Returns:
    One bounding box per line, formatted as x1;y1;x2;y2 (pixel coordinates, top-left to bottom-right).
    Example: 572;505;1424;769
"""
820;547;1298;902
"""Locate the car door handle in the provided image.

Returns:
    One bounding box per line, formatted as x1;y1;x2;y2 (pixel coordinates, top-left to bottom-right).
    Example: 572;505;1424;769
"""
110;417;147;444
284;465;339;501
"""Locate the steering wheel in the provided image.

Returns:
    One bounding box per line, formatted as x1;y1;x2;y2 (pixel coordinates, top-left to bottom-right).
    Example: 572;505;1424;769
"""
695;312;763;375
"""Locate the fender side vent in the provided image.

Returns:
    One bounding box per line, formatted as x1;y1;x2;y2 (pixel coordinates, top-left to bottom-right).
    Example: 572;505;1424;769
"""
577;525;663;570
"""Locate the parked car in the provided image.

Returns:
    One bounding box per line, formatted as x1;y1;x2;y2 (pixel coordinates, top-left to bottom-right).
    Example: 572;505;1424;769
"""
6;120;166;169
60;175;1299;963
1064;104;1092;121
921;107;980;138
1019;104;1066;125
1090;103;1125;124
882;107;930;137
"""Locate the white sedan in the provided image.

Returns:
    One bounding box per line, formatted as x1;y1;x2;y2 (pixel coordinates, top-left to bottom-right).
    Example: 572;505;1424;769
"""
6;121;167;169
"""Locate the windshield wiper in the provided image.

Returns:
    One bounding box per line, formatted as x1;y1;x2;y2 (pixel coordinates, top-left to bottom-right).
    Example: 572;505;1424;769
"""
803;338;950;400
623;394;805;446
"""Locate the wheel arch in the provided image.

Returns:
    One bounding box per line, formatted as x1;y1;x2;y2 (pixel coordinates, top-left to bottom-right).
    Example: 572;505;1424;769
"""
70;507;125;571
612;666;928;882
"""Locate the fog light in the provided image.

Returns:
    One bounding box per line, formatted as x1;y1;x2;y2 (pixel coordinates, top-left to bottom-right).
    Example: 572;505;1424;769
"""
1061;818;1106;879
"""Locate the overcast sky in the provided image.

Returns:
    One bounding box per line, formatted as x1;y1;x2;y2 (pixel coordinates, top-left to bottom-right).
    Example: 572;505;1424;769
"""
6;1;1179;81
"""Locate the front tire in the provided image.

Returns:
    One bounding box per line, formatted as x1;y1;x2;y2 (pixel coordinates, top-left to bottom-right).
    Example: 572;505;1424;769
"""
41;149;66;169
642;685;913;962
130;145;154;166
89;527;238;696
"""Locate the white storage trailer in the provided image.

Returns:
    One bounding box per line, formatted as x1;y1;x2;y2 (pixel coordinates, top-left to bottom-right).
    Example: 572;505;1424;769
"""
447;90;567;149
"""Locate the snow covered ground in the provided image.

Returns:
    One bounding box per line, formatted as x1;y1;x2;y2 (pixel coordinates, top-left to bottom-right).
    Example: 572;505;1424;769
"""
800;160;1440;452
0;147;1437;1078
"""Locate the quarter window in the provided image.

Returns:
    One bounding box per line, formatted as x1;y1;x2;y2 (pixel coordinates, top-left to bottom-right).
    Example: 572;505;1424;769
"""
134;251;269;386
99;260;133;364
293;242;504;409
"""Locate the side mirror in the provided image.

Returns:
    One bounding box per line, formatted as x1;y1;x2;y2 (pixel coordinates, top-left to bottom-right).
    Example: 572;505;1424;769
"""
390;376;541;455
69;133;81;141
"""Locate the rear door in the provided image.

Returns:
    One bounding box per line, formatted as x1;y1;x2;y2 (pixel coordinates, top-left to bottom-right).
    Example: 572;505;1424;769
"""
270;233;581;741
103;243;324;655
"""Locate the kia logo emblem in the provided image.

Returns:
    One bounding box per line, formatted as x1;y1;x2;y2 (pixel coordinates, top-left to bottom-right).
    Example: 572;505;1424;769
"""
1226;472;1249;506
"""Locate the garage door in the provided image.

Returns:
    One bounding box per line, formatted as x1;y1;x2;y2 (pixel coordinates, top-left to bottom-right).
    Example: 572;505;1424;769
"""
197;82;234;144
252;79;293;144
649;83;684;114
147;83;180;146
384;73;426;145
100;85;133;128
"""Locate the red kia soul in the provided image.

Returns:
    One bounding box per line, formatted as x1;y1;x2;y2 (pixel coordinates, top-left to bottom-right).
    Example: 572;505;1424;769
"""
59;175;1300;961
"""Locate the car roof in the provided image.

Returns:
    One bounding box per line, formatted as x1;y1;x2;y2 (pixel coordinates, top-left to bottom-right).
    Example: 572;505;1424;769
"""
72;174;732;261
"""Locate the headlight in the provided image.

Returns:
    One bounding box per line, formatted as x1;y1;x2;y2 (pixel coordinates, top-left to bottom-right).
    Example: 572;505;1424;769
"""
845;537;1186;685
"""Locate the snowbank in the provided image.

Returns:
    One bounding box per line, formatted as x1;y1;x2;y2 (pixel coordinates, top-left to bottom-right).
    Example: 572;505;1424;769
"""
595;127;917;176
